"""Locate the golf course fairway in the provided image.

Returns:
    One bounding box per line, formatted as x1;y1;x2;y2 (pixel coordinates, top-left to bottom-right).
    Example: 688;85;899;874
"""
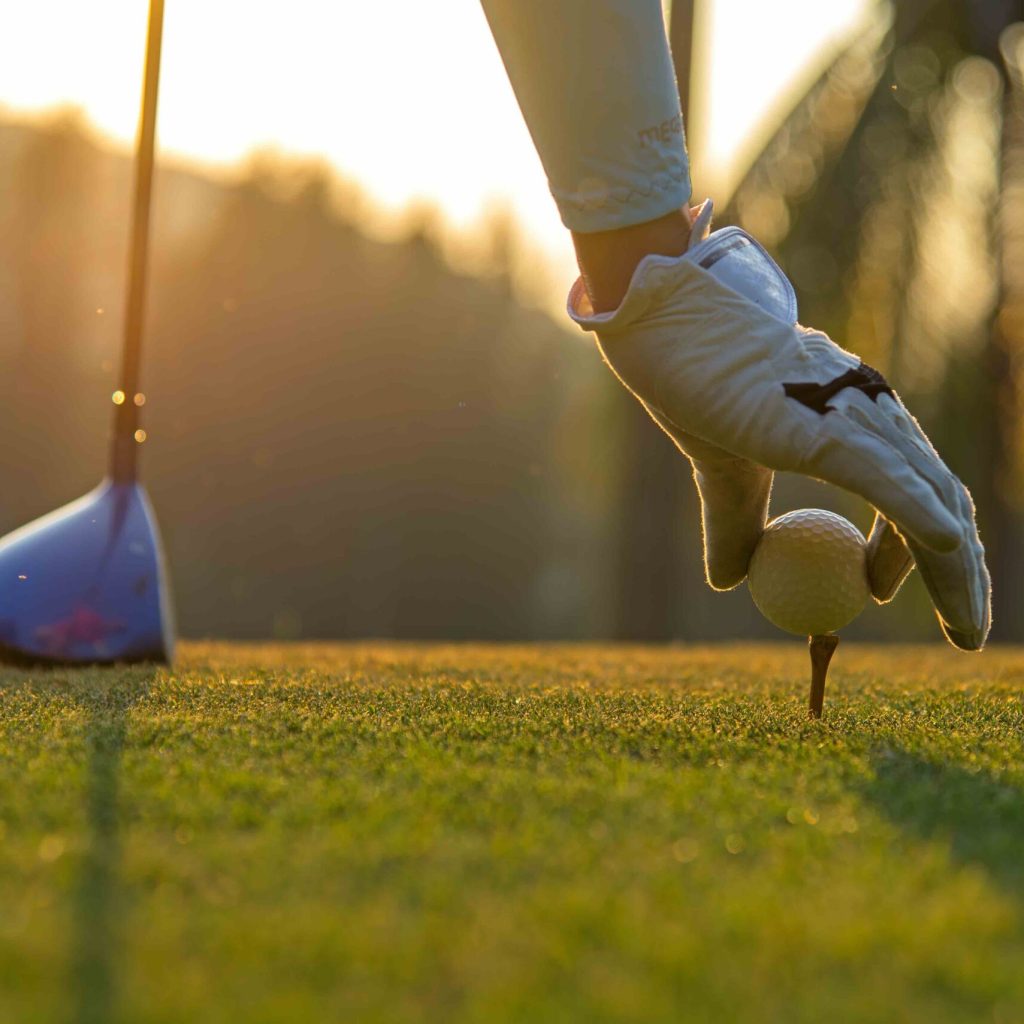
1;643;1022;1023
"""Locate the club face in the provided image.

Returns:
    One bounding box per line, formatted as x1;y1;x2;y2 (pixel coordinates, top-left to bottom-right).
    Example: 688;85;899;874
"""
0;480;175;665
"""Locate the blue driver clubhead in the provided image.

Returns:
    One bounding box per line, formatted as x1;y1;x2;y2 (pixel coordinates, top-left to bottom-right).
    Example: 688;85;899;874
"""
0;0;176;666
0;481;174;665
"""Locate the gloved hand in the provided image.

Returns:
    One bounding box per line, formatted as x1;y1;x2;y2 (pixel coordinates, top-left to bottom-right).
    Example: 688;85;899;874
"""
568;200;990;650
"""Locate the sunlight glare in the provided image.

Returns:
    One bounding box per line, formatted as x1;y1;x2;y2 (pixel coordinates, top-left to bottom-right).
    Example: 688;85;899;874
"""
0;1;869;288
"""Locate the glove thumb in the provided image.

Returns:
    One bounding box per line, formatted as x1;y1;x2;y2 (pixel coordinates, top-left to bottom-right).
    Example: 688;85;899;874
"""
691;457;773;591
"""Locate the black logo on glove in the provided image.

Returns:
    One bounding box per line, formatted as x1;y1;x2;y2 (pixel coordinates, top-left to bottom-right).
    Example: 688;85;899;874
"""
783;362;894;415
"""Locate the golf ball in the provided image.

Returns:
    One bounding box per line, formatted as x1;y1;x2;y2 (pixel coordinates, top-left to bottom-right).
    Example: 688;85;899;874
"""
747;509;869;636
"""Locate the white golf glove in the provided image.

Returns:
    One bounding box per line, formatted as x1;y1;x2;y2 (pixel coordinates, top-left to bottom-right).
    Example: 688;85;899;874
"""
569;201;991;650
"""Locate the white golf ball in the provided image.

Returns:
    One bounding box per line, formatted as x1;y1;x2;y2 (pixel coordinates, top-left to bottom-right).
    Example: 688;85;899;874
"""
747;509;869;636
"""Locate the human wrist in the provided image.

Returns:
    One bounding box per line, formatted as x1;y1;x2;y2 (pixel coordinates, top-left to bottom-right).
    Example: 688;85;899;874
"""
572;208;693;313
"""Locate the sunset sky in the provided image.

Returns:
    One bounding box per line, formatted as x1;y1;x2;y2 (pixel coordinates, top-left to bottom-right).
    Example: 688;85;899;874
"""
0;1;868;285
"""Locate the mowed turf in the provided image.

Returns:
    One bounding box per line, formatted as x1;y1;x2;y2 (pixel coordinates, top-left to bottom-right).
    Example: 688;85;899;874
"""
1;643;1023;1024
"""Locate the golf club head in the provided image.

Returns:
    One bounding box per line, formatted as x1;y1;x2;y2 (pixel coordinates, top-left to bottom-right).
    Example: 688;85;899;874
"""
0;479;175;665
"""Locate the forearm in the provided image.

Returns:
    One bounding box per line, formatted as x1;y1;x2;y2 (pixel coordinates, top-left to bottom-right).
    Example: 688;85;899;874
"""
479;0;691;234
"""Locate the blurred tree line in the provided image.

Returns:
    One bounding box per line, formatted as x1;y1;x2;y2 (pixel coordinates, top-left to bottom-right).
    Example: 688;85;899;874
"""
3;0;1019;647
0;114;617;641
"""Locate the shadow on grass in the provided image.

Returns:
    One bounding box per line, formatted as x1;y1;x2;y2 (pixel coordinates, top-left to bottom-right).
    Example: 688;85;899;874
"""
860;748;1024;896
69;672;153;1024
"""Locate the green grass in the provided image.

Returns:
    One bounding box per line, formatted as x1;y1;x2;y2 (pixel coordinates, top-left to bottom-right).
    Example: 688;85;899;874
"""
2;643;1024;1024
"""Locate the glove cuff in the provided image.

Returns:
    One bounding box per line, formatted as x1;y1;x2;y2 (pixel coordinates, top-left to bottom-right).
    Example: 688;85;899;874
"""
567;226;798;333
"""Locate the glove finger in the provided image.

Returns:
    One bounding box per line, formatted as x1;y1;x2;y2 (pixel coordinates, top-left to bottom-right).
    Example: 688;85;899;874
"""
844;394;968;533
865;513;915;603
805;421;962;552
691;457;773;591
833;396;990;646
641;402;772;592
906;482;991;651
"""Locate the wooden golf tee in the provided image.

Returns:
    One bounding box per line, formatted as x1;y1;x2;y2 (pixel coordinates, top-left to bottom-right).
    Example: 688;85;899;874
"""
808;634;839;719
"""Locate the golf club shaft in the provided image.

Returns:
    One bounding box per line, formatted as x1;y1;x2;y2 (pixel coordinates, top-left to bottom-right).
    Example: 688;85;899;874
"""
111;0;165;483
